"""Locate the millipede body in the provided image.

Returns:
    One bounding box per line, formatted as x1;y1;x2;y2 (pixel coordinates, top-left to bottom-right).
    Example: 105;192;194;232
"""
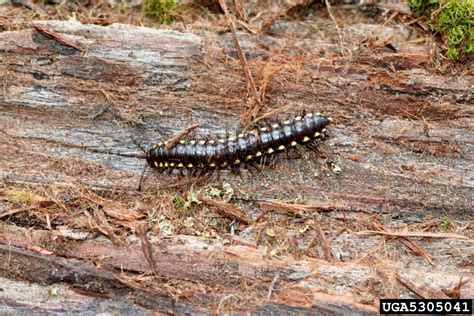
145;112;331;173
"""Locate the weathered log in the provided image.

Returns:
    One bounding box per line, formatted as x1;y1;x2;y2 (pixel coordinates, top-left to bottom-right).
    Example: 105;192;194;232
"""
1;226;472;314
0;16;472;314
1;20;472;216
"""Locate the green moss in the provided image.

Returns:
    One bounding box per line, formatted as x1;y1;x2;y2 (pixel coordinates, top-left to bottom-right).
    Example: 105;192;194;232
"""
144;0;177;24
409;0;474;61
409;0;439;14
465;40;474;52
5;189;36;203
446;46;460;59
172;192;201;213
172;194;187;211
439;217;453;230
437;1;473;31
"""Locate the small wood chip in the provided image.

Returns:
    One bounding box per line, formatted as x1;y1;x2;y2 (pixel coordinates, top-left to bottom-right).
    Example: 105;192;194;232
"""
201;198;252;224
165;124;199;149
31;22;83;52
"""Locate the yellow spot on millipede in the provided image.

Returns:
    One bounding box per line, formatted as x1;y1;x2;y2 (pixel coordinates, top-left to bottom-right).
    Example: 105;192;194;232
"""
179;140;185;144
190;140;196;145
154;161;159;167
208;140;215;144
283;120;291;125
272;124;279;128
291;141;297;146
256;151;262;157
267;148;274;154
306;113;313;117
314;132;320;137
278;145;285;150
234;159;241;164
164;162;169;167
209;163;216;167
221;162;228;167
238;133;244;138
199;140;206;145
178;163;184;168
170;162;175;167
159;162;164;168
260;127;267;131
246;155;253;160
187;163;193;168
302;136;310;142
295;116;302;121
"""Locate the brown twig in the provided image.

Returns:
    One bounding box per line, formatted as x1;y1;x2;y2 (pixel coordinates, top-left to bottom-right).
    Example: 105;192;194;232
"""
31;22;84;52
267;272;280;299
137;222;160;277
84;209;122;245
218;0;260;113
443;277;471;298
383;10;400;26
257;61;282;104
260;200;337;215
310;223;333;262
201;198;252;224
372;221;433;265
165;124;199;149
240;60;282;123
0;206;35;219
355;230;470;240
233;0;248;21
236;20;258;34
324;0;345;56
243;104;291;131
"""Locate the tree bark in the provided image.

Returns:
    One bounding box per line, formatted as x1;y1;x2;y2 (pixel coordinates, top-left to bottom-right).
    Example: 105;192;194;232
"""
0;18;472;313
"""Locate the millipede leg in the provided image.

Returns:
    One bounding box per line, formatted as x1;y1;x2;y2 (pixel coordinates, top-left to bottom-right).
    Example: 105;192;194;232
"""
286;147;301;159
198;167;208;177
190;168;199;176
306;140;320;152
268;154;278;167
230;165;241;176
247;161;262;176
249;161;262;172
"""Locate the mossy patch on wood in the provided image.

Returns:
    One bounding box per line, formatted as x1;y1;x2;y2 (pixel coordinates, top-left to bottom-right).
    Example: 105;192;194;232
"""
409;0;473;60
144;0;177;24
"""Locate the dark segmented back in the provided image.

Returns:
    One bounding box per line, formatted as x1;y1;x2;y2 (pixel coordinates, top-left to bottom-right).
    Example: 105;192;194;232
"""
145;112;331;173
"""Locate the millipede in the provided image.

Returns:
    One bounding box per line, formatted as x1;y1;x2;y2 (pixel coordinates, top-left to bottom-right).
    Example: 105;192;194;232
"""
143;112;332;176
